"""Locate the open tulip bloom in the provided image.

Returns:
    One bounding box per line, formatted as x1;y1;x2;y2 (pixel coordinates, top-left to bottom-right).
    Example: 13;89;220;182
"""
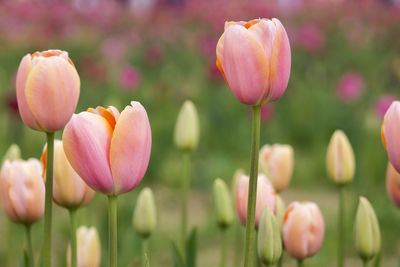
63;102;152;267
216;17;291;267
16;49;80;267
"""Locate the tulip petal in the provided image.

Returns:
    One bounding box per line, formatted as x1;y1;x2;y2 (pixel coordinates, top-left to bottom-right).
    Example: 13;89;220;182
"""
268;18;291;102
0;161;19;221
383;102;400;173
25;56;80;132
110;101;152;195
221;25;269;105
16;55;42;131
248;20;275;62
63;112;114;194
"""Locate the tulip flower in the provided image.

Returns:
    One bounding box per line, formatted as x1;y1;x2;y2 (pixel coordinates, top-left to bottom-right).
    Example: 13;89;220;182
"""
257;208;282;266
41;140;95;267
354;197;381;264
0;158;45;267
216;18;291;106
382;101;400;173
386;162;400;208
259;144;294;192
236;174;276;228
63;102;151;267
275;195;286;227
67;226;101;267
16;49;81;267
282;201;324;264
133;187;157;267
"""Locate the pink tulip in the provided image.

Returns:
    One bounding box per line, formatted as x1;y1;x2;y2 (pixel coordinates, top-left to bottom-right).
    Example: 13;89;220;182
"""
236;173;276;228
0;159;45;225
386;162;400;208
16;50;80;132
336;72;365;102
216;18;291;106
62;102;151;195
282;201;325;259
382;101;400;173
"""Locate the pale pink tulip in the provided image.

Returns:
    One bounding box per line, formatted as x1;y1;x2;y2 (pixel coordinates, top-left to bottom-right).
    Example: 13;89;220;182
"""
16;50;80;132
236;173;276;228
63;102;151;195
382;101;400;173
41;140;95;209
216;18;291;106
282;201;325;259
386;162;400;208
0;159;45;224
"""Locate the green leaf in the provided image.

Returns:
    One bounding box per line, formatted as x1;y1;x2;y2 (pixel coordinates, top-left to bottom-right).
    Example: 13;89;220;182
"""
185;228;197;267
373;251;381;267
171;240;185;267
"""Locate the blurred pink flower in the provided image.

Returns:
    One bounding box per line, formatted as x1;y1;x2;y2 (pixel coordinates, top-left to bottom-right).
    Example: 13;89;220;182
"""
100;36;128;64
336;72;365;102
375;95;396;118
297;23;324;51
119;66;141;91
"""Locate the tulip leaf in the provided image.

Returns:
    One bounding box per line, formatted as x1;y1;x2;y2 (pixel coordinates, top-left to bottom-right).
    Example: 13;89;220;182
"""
171;240;185;267
185;228;197;267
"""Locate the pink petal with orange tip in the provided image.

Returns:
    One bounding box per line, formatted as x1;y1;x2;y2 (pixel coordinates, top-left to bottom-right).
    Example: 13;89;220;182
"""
63;112;114;194
221;25;269;105
25;56;80;132
383;101;400;173
386;162;400;208
109;101;152;195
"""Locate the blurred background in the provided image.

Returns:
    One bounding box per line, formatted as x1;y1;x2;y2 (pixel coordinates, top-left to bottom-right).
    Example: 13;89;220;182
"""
0;0;400;266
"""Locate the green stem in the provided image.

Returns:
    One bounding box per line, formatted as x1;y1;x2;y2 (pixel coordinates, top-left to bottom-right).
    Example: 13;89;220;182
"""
181;152;190;257
142;238;149;267
338;186;345;267
276;251;283;267
362;259;369;267
43;132;54;267
220;229;227;267
297;259;305;267
243;105;261;267
233;221;243;267
69;209;77;267
108;195;118;267
26;224;34;267
7;221;13;267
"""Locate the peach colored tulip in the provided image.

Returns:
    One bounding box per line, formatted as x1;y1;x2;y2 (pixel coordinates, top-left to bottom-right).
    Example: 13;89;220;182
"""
382;101;400;173
67;226;101;267
386;162;400;208
236;173;276;228
63;102;151;195
16;50;80;132
259;144;294;192
216;18;291;105
0;159;45;225
41;140;95;209
282;201;325;259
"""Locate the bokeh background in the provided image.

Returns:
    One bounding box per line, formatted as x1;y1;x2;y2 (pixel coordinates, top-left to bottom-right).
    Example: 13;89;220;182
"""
0;0;400;266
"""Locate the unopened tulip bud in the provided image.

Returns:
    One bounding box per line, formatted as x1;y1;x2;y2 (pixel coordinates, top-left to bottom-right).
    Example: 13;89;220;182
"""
257;208;282;265
67;226;101;267
213;178;234;229
173;100;199;151
236;174;276;228
1;144;21;165
282;201;325;259
386;162;400;207
326;130;355;185
0;159;45;225
259;144;294;192
133;187;157;238
382;101;400;173
354;197;381;261
42;140;95;209
275;195;286;227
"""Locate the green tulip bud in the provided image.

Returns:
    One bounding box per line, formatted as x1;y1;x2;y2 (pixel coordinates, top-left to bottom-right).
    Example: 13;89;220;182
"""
1;144;21;165
275;195;286;227
133;188;157;238
213;178;234;229
326;130;355;185
257;208;282;265
354;197;381;261
173;100;199;151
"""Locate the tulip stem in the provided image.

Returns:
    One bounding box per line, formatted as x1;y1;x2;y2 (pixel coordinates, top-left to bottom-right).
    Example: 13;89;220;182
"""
25;224;34;267
181;151;190;257
243;105;261;267
277;251;283;267
69;209;77;267
43;131;54;267
220;228;227;267
338;185;345;267
141;238;149;267
7;221;13;267
362;259;369;267
297;259;305;267
108;195;118;267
